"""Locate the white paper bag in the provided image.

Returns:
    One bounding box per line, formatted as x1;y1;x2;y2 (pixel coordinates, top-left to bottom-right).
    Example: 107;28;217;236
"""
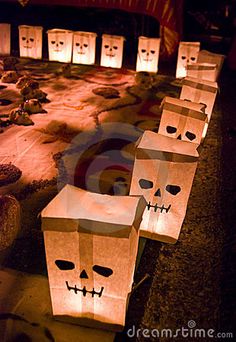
136;36;161;73
0;23;11;56
176;41;200;78
129;131;198;243
18;25;43;59
47;29;73;63
186;62;217;82
41;185;146;331
100;34;125;68
72;31;97;65
158;96;207;144
197;49;225;81
180;76;218;138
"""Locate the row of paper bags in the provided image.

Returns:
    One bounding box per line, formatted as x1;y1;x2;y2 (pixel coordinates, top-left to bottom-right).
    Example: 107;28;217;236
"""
40;59;220;330
0;23;224;78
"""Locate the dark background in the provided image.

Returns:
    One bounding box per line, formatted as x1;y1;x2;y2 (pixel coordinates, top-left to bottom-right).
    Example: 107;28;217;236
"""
0;0;235;67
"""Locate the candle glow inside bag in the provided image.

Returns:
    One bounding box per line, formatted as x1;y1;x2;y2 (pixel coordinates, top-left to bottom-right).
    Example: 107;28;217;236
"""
129;132;198;243
100;34;125;68
41;185;146;331
176;42;200;78
136;36;161;73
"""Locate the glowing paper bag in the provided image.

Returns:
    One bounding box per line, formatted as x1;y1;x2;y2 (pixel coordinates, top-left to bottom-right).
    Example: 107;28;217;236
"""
18;25;43;59
100;34;125;68
176;42;200;78
41;184;146;331
136;36;161;73
129;131;199;243
186;62;217;82
180;77;218;138
158;96;207;144
0;23;10;56
47;29;73;63
197;50;225;81
72;31;97;65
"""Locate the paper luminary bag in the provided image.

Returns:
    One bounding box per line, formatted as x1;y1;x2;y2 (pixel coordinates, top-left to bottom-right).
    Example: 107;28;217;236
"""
72;31;97;65
18;25;43;59
176;42;200;78
180;77;218;118
158;96;207;145
129;131;199;243
180;77;218;138
186;62;217;82
197;50;225;81
100;34;125;68
41;185;146;331
136;36;161;73
47;29;73;63
0;23;10;56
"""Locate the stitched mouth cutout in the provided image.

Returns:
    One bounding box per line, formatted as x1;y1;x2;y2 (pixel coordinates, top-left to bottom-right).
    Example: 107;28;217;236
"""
143;58;153;62
77;51;86;55
66;281;104;297
105;53;116;57
23;46;32;49
147;202;171;213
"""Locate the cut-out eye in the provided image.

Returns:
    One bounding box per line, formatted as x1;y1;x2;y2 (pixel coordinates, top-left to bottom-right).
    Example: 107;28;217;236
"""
51;40;56;44
139;179;153;189
184;99;191;102
181;56;186;60
166;185;181;195
84;44;88;48
59;41;64;45
150;50;155;54
76;42;80;46
30;38;34;42
93;265;113;277
185;131;196;141
166;126;177;134
22;37;26;41
190;57;196;61
55;260;75;270
113;46;118;50
104;44;109;49
141;49;146;53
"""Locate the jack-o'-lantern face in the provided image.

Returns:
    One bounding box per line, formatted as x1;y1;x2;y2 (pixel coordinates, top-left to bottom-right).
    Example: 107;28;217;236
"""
18;25;43;59
0;23;11;56
129;132;198;243
46;232;116;302
72;32;97;65
176;42;200;78
75;42;88;55
130;158;197;243
136;37;161;73
22;34;34;49
100;34;125;68
44;229;133;324
42;185;146;328
50;37;64;52
47;29;73;63
158;97;207;144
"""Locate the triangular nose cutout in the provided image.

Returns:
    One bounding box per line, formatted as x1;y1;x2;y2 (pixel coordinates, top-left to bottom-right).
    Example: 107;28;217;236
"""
177;134;182;140
80;270;88;279
155;188;161;197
